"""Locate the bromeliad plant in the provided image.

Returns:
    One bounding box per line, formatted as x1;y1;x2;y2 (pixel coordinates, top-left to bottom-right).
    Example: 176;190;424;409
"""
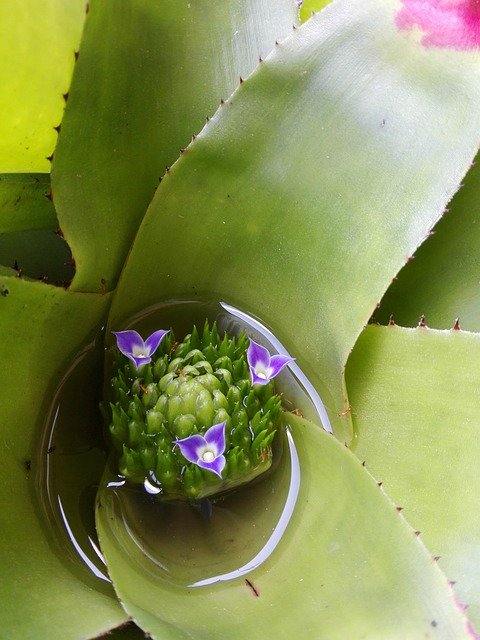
2;0;480;639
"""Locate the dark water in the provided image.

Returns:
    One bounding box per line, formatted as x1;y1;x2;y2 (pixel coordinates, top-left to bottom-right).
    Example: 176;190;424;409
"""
35;299;330;591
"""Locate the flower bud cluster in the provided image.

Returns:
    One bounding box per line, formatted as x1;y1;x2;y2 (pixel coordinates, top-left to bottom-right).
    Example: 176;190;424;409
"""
108;322;282;500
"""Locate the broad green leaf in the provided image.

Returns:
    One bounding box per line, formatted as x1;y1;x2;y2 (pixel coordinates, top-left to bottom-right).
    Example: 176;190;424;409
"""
97;413;472;640
346;324;480;629
0;174;56;233
109;0;480;437
300;0;331;22
0;278;128;639
0;229;73;283
52;0;298;292
376;151;480;331
0;174;70;282
0;0;86;172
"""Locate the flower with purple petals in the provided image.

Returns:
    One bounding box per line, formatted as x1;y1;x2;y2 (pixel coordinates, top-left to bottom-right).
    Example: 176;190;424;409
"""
247;339;294;386
113;329;169;369
175;421;226;478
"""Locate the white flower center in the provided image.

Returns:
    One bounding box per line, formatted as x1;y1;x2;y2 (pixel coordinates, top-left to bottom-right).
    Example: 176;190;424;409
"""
255;367;268;380
133;347;148;358
202;450;215;462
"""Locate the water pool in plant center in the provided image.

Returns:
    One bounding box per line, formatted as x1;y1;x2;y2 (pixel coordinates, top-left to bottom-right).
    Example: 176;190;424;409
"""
36;299;331;591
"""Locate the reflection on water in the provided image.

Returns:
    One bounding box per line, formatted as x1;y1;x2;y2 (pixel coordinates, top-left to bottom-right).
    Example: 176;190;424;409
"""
98;425;299;588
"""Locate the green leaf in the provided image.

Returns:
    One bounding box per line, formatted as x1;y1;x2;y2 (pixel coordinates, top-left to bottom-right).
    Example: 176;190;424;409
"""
0;229;74;283
52;0;298;292
376;151;480;331
109;0;480;439
299;0;331;22
0;174;56;233
0;277;128;639
97;413;472;639
0;0;86;172
346;324;480;629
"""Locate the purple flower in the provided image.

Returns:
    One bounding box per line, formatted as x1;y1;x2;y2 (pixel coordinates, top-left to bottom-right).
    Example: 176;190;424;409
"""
113;329;169;369
247;339;294;386
175;421;226;478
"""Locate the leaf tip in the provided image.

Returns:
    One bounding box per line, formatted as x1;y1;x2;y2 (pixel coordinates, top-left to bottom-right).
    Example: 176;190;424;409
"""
417;314;427;328
453;317;461;331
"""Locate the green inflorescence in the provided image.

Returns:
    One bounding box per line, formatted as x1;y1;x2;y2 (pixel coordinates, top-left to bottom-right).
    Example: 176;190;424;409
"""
107;322;282;500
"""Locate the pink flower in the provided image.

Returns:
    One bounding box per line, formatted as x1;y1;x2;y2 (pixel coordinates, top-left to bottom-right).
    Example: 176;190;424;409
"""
396;0;480;50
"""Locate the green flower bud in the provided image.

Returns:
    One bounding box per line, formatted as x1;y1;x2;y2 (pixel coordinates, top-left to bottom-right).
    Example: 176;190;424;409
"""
142;383;159;409
128;420;144;447
195;388;214;427
226;385;242;410
233;358;248;380
146;409;165;434
182;464;204;499
172;413;197;439
153;356;167;380
193;360;213;375
231;406;249;430
167;357;184;373
180;365;200;377
212;389;229;411
215;368;233;390
237;379;250;395
167;394;184;424
213;355;233;372
158;371;177;392
155;449;178;491
119;446;145;482
139;445;157;472
202;344;217;362
127;398;145;422
184;348;204;364
212;408;230;431
154;394;168;414
231;423;252;449
164;377;181;396
196;372;221;393
109;420;127;451
244;389;261;419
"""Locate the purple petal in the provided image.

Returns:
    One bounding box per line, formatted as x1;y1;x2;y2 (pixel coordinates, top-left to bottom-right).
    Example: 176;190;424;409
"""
144;329;169;357
250;370;271;386
197;454;226;478
247;339;271;369
204;421;226;456
268;354;295;379
113;330;144;356
175;434;206;464
131;355;153;369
